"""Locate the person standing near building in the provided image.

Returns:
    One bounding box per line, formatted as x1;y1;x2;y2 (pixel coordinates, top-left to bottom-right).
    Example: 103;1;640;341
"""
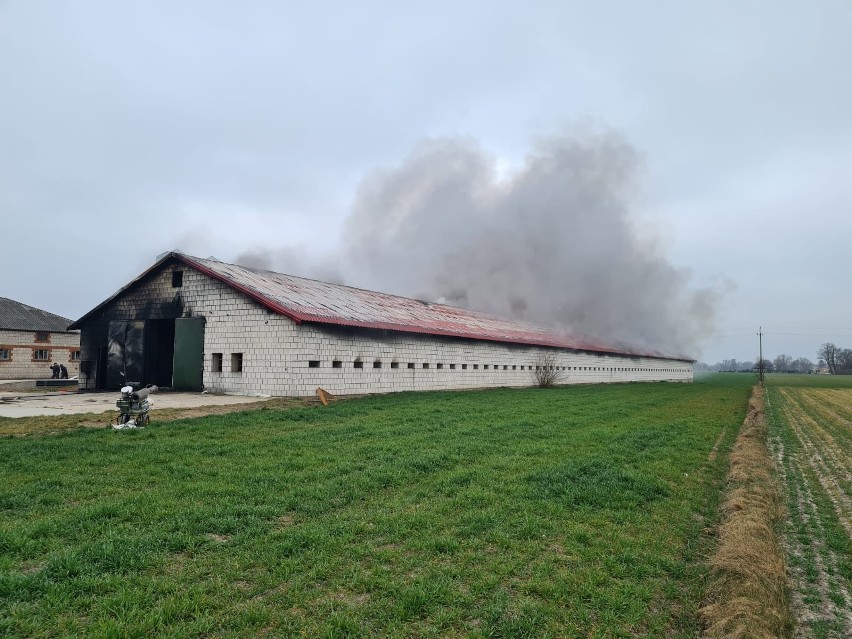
49;362;60;379
59;364;68;379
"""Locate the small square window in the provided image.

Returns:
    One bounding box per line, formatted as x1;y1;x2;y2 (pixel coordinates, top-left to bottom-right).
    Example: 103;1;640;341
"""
484;365;489;370
391;362;399;369
503;365;508;370
449;364;456;369
333;360;342;368
70;350;81;361
309;360;320;368
354;360;364;369
422;363;429;369
436;363;443;369
462;364;467;370
0;348;10;361
231;352;243;372
373;361;382;368
211;352;223;372
407;362;415;369
34;332;50;343
512;365;517;370
172;270;183;288
473;364;479;369
33;349;50;361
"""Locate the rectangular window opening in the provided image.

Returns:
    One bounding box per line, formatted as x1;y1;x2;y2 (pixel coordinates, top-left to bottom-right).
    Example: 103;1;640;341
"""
462;364;467;370
449;364;456;369
407;362;415;369
211;352;223;372
0;349;10;361
309;360;320;368
422;363;429;369
34;331;50;343
437;363;443;369
231;352;243;372
473;364;479;369
354;360;364;369
172;270;184;288
70;350;81;361
391;362;399;369
33;349;50;361
332;360;342;368
373;361;382;368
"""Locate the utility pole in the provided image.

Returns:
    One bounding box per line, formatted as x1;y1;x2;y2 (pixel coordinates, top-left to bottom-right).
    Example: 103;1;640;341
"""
758;326;764;385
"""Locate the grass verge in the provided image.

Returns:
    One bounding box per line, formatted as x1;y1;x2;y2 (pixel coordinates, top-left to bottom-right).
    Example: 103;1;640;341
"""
701;385;791;638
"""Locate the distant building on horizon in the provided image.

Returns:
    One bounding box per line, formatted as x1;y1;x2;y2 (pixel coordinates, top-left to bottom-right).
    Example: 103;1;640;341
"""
0;297;80;380
69;252;694;396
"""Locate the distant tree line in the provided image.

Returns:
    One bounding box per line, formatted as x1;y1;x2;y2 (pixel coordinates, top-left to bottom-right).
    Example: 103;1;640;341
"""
816;343;852;375
696;356;813;374
696;342;852;375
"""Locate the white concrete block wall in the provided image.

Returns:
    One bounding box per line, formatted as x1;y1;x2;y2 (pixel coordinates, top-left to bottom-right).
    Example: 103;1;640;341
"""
76;262;694;395
0;329;80;380
280;324;692;397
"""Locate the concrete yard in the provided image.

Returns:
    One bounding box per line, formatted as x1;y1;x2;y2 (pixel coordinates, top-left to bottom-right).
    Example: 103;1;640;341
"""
0;389;270;418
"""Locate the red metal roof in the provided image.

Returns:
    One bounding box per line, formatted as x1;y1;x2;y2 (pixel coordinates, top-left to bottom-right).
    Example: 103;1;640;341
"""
71;252;692;361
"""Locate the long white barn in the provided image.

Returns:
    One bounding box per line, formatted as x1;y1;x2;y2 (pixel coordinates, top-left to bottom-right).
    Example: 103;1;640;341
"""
70;252;693;396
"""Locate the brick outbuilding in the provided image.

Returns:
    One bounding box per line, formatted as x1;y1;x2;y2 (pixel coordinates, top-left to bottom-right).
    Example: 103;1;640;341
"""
0;297;80;380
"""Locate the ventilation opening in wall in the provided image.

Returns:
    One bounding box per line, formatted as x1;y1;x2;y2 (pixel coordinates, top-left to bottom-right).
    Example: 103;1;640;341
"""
436;363;443;369
231;353;243;372
333;360;342;368
211;353;222;372
503;365;508;370
474;364;479;369
373;361;381;368
407;362;415;369
422;363;429;369
354;360;363;369
449;364;456;369
308;360;320;368
462;364;467;370
391;362;399;369
484;365;489;369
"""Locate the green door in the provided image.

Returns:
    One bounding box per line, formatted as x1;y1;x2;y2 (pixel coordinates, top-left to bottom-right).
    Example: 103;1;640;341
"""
173;317;205;390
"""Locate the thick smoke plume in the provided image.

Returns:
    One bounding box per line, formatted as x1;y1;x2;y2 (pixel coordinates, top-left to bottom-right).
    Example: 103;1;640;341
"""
239;131;722;356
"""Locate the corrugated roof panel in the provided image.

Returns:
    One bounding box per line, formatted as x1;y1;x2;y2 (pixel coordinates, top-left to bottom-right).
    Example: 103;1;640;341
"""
180;254;692;361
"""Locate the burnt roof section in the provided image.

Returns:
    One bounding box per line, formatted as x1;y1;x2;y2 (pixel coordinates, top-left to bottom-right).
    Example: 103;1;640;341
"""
0;297;77;333
70;251;693;362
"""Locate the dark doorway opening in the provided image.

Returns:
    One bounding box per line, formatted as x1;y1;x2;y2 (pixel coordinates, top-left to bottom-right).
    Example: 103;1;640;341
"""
145;319;175;388
103;317;204;390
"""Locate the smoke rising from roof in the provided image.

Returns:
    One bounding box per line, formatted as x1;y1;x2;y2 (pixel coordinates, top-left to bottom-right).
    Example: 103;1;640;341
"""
238;131;724;356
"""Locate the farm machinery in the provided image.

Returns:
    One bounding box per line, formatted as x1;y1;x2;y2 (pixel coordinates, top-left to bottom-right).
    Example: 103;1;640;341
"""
112;384;158;429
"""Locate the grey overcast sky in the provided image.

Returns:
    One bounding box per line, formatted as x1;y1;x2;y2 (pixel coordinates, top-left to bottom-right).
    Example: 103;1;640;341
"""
2;0;850;363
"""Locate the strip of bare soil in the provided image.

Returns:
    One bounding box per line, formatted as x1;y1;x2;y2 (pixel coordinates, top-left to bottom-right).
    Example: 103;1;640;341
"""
701;385;791;639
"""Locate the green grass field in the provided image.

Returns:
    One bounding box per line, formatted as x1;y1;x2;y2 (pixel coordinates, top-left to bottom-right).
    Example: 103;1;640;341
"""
1;377;753;638
764;373;852;389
